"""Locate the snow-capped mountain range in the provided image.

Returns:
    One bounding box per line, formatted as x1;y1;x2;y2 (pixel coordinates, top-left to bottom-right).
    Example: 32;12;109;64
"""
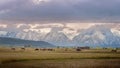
0;24;120;47
73;25;120;47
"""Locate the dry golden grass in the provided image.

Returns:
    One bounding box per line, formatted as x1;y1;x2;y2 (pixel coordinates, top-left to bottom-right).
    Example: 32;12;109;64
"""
0;46;120;68
1;59;120;68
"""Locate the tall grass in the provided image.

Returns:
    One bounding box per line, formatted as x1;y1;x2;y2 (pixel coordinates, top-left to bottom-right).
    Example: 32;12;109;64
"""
0;47;120;64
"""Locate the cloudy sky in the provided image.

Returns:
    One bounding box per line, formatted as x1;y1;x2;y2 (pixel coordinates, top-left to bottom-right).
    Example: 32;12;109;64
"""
0;0;120;32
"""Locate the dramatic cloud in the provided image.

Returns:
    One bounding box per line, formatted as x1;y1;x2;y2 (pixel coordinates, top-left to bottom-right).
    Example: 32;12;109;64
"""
0;0;120;23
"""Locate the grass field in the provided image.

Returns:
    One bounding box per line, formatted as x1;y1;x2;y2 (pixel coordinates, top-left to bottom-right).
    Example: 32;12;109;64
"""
0;46;120;68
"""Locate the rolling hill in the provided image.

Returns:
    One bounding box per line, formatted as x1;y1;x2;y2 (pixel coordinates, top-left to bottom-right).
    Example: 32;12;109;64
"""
0;37;55;48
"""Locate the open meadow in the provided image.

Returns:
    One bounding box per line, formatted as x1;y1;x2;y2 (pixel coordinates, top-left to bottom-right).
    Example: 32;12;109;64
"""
0;46;120;68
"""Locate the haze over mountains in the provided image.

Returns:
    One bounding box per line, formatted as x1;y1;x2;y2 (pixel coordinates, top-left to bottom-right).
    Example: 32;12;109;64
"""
0;24;120;47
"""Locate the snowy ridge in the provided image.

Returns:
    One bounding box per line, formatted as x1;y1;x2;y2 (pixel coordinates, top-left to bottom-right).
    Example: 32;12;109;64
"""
0;24;120;47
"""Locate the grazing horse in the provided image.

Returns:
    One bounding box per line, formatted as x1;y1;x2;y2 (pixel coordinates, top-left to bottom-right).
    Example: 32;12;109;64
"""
48;48;54;51
42;48;47;51
21;48;25;51
11;48;16;51
76;48;81;51
35;48;39;51
111;49;117;52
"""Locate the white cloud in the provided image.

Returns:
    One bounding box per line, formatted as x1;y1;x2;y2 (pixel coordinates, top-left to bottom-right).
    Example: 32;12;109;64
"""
66;23;95;30
16;24;26;28
0;24;7;28
28;24;40;28
32;0;50;5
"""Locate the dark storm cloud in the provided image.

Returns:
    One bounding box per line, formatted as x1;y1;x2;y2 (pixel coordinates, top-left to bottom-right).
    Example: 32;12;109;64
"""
0;0;120;23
